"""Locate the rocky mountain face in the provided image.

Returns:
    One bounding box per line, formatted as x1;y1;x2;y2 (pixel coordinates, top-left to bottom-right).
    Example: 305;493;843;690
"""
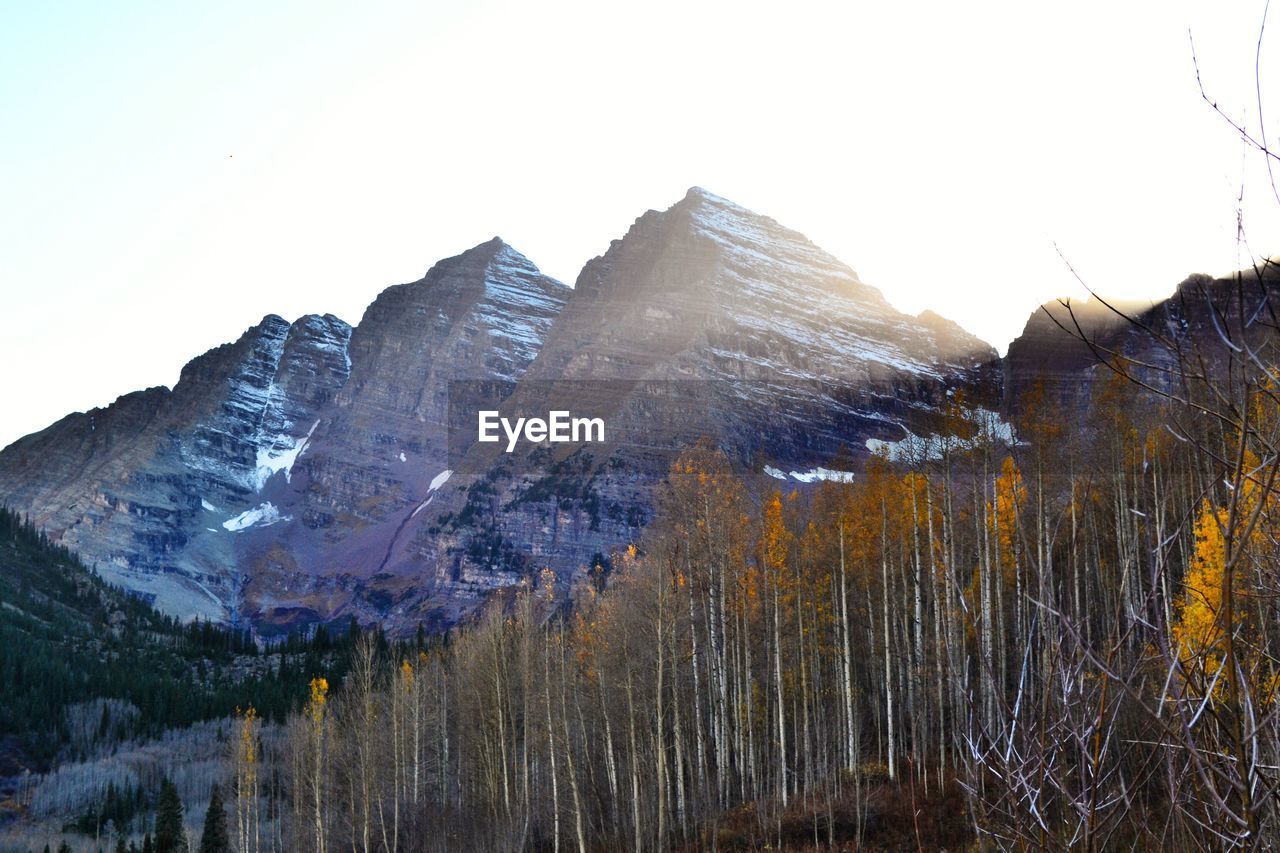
0;313;352;620
230;238;570;632
0;240;566;628
371;188;1001;625
1002;265;1280;414
0;188;1055;634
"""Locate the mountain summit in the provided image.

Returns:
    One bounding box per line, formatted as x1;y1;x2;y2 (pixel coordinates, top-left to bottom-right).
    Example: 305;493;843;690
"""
368;189;1001;625
1;190;997;631
531;187;994;383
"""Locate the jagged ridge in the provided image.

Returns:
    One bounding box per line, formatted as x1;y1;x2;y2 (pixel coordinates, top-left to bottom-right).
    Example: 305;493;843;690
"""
2;189;1007;633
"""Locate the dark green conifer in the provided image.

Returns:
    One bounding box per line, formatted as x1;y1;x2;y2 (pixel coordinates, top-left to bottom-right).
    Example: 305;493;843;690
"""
196;783;230;853
153;779;185;853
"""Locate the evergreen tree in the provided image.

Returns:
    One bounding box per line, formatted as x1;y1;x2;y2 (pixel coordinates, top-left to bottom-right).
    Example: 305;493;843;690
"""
196;783;229;853
153;779;185;853
141;834;153;853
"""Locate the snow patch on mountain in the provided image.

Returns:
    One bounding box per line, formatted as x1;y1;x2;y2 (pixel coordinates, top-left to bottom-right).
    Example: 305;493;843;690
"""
409;470;455;519
177;315;351;499
765;466;857;483
410;496;434;518
253;419;319;490
789;467;857;483
223;502;289;532
866;409;1016;461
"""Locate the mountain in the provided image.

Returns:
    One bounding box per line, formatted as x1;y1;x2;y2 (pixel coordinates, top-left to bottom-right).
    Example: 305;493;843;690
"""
0;313;352;621
364;188;1001;623
0;239;568;631
0;189;1001;633
1002;264;1280;413
228;238;569;632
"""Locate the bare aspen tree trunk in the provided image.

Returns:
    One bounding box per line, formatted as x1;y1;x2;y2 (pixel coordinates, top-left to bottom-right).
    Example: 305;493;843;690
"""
686;562;708;804
623;630;643;853
909;477;926;778
439;659;450;810
655;557;668;847
545;631;561;853
557;634;587;853
352;636;378;853
597;675;620;826
671;617;688;835
412;654;423;808
978;469;995;732
797;588;813;798
492;623;512;820
838;525;857;773
716;552;731;807
880;503;896;782
773;574;788;805
739;600;757;801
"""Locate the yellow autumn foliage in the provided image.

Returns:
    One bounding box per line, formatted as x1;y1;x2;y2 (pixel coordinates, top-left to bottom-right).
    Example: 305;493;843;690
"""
1170;450;1280;703
992;456;1024;581
1170;501;1228;693
308;677;329;724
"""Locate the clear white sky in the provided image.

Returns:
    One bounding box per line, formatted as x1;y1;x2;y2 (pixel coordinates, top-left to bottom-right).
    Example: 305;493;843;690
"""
2;0;1277;449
